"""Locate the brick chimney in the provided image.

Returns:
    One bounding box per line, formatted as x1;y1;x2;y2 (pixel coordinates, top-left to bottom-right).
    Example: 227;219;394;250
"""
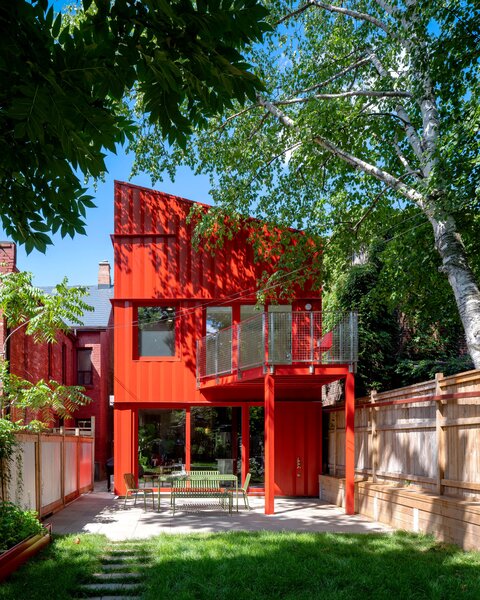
0;242;17;274
98;260;111;289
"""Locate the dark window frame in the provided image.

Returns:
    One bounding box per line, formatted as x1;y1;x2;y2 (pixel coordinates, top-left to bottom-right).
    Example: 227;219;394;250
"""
77;348;93;386
135;305;179;360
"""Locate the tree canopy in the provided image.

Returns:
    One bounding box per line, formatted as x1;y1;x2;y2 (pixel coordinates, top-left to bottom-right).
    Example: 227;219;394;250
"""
130;0;480;368
0;0;269;252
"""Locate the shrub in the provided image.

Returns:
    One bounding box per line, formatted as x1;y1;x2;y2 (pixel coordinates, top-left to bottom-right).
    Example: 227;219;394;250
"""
0;501;45;553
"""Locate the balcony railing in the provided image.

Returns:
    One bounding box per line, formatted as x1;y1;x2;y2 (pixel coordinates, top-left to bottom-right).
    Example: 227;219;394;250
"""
196;311;358;383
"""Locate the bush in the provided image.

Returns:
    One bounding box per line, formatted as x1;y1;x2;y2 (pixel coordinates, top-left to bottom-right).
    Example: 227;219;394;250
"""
0;501;45;553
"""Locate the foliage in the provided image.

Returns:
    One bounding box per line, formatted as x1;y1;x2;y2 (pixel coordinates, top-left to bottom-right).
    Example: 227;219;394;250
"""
0;271;92;344
2;369;92;424
0;0;269;252
129;0;480;368
326;239;473;394
0;420;19;501
0;501;45;553
325;243;400;395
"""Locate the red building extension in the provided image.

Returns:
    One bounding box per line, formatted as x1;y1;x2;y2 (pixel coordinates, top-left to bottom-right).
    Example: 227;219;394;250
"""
0;242;113;480
112;182;357;514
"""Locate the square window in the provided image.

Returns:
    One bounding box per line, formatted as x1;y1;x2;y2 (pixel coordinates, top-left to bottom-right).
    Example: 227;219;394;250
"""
138;306;176;357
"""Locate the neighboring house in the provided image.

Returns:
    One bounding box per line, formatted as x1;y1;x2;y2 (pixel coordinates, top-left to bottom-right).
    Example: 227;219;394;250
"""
0;241;113;480
113;182;358;514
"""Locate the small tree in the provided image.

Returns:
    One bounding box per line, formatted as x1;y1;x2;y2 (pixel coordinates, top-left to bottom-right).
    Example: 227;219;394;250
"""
0;271;93;500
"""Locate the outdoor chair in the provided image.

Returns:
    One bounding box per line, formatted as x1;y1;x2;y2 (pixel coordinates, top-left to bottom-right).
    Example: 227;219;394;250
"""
229;472;251;510
123;473;155;510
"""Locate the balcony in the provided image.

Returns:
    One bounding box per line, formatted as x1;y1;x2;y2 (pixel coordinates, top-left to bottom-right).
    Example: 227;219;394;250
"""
196;311;358;386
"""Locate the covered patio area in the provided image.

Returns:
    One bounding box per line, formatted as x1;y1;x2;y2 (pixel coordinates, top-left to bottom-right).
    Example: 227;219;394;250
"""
47;483;391;541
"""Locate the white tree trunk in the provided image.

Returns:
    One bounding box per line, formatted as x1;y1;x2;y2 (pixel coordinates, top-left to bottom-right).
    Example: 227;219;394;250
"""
429;211;480;368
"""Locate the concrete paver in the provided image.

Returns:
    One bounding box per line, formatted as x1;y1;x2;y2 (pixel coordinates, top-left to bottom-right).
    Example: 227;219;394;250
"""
47;482;392;540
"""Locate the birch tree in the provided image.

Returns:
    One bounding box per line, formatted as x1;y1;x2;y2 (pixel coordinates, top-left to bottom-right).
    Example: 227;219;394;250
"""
131;0;480;367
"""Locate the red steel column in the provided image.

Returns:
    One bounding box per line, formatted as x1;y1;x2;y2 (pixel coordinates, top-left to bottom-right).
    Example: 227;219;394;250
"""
185;407;191;470
241;403;250;485
114;406;136;495
345;371;355;514
264;373;275;515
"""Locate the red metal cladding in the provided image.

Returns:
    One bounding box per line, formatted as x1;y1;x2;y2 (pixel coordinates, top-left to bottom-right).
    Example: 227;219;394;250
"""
112;181;353;504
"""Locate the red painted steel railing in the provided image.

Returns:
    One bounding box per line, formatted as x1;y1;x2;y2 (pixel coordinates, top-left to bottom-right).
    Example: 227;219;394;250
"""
196;311;358;383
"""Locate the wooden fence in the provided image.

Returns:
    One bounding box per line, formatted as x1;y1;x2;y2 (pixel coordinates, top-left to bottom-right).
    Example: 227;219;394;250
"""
325;369;480;500
2;431;94;518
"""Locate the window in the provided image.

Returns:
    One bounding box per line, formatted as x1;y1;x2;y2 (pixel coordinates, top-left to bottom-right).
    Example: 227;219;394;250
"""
206;306;232;334
240;305;263;322
47;343;53;379
61;343;67;384
138;306;176;357
77;348;92;385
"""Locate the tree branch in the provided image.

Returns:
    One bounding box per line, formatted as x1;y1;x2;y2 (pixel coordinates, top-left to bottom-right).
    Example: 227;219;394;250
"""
279;1;390;35
393;134;422;181
216;104;260;132
368;52;425;165
256;92;426;209
289;55;370;98
276;90;412;105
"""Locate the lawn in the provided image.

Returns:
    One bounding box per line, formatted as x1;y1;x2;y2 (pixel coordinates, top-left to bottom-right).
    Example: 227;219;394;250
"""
0;531;479;599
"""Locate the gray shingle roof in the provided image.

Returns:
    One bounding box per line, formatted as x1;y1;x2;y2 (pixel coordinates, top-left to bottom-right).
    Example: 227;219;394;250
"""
40;285;113;329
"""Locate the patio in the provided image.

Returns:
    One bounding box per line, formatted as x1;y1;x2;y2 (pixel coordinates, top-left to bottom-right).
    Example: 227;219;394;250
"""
47;481;391;541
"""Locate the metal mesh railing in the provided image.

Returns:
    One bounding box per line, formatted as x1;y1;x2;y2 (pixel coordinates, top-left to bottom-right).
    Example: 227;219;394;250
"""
238;314;264;370
197;327;233;379
197;311;358;381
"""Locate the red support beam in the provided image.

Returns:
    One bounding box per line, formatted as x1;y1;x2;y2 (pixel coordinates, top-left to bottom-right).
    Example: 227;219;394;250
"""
185;406;191;470
264;373;275;514
345;371;355;514
114;407;136;495
241;403;250;486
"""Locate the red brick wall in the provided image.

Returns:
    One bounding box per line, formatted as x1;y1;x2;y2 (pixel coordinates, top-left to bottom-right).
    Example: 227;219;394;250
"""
73;327;113;478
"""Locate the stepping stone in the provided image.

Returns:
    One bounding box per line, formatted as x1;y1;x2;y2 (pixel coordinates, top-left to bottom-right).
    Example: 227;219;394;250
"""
84;597;141;600
79;582;143;592
101;563;143;571
92;572;142;580
102;554;146;561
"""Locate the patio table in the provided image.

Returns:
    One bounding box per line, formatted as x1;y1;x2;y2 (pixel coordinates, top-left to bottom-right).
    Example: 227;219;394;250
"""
156;473;239;512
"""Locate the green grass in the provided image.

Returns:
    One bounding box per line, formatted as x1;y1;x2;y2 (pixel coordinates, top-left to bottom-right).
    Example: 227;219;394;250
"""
1;531;479;599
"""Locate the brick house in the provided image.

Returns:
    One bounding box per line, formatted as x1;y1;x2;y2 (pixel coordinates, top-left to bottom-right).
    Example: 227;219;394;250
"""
0;242;113;480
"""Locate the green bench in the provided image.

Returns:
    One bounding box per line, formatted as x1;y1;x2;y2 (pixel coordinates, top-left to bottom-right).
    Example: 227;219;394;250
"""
171;473;232;515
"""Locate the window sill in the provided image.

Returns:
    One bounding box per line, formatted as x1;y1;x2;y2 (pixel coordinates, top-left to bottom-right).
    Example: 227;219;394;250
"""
134;356;181;362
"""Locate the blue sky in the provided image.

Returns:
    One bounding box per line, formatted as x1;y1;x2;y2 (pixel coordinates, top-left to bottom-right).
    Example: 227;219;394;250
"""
3;148;212;286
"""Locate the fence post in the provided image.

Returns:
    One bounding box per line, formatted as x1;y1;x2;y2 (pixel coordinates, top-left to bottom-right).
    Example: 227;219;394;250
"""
435;372;446;495
61;429;65;508
35;433;41;516
370;390;378;483
332;413;337;476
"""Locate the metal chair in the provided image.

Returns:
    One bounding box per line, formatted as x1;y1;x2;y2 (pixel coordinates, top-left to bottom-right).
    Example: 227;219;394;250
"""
229;472;251;510
123;473;155;510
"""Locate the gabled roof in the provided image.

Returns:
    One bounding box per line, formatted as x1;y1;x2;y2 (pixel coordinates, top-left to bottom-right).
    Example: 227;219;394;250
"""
40;285;113;329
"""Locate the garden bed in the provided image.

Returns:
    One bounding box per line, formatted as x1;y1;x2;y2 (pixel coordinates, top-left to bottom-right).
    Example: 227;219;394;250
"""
0;523;52;582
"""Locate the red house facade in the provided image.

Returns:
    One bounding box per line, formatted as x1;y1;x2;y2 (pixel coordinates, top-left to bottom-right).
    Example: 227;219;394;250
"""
113;181;357;514
0;242;113;480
